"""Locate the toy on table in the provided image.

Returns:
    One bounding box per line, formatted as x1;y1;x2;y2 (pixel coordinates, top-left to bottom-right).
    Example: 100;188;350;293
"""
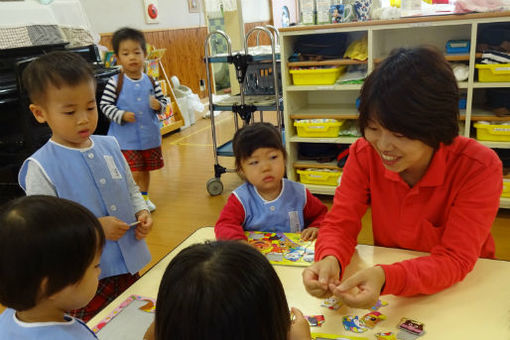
245;231;315;266
361;311;386;328
376;332;397;340
306;314;325;327
371;299;389;311
342;315;368;333
321;296;342;310
396;317;425;340
91;295;155;340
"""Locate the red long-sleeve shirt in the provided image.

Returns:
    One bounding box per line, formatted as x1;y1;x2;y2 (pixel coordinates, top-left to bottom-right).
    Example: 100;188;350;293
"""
315;136;502;297
215;187;328;240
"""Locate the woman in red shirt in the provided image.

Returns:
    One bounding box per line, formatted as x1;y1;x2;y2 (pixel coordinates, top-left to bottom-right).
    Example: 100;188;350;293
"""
302;46;502;308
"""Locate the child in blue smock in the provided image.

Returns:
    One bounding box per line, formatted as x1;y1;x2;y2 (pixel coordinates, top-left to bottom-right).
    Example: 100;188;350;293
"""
18;51;152;322
0;196;104;340
215;123;328;241
100;27;168;212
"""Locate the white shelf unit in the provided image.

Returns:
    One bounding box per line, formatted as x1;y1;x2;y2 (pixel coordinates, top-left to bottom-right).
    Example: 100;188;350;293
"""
279;12;510;208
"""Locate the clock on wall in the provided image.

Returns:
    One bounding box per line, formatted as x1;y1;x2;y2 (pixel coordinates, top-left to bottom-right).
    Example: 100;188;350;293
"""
143;0;160;24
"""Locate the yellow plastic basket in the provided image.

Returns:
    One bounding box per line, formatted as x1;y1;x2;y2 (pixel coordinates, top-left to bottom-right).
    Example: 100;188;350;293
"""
473;123;510;142
296;169;342;186
475;64;510;82
503;179;510;198
289;66;345;85
294;119;345;138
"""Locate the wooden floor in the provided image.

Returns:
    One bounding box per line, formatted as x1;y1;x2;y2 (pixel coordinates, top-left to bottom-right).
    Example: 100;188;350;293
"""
145;109;510;274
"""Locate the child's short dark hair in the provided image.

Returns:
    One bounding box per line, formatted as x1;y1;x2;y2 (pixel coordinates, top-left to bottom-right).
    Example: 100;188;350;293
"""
358;46;459;149
232;122;286;172
112;27;147;55
0;195;105;311
22;51;95;104
155;241;291;340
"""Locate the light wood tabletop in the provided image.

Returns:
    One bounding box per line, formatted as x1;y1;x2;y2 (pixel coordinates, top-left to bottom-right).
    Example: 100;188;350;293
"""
88;227;510;339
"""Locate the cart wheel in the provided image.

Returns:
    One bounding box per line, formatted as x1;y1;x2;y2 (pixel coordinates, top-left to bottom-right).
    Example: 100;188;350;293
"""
206;178;224;196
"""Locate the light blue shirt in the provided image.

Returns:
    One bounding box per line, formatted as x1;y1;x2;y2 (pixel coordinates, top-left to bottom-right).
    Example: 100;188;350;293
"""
18;136;151;278
108;73;162;150
0;308;97;340
234;179;307;233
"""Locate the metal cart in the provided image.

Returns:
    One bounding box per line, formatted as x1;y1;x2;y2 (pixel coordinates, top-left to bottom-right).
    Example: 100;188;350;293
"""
204;26;283;196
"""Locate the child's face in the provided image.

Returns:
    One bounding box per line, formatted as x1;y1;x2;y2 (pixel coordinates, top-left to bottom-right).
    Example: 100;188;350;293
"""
29;79;98;148
116;39;146;78
240;147;285;196
50;251;101;312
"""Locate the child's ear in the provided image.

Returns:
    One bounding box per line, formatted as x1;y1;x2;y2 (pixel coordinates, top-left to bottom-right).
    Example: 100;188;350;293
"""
29;104;47;123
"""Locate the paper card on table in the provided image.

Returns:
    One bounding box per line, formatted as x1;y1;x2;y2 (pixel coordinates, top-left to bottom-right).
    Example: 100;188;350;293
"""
245;231;315;267
312;333;369;340
91;294;155;340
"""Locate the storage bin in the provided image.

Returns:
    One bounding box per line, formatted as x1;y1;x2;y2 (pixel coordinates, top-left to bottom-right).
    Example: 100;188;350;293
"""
294;119;345;138
297;169;342;186
475;64;510;82
503;178;510;198
473;122;510;142
445;40;470;54
290;66;345;85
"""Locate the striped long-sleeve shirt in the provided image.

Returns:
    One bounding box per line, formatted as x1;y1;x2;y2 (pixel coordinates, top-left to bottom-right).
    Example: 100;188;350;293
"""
99;74;168;124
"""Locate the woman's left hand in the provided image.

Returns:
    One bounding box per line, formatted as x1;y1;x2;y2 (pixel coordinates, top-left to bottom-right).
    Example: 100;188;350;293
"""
329;266;386;309
135;209;153;240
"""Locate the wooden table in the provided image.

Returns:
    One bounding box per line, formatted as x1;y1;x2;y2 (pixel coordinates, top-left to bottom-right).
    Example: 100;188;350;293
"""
88;227;510;339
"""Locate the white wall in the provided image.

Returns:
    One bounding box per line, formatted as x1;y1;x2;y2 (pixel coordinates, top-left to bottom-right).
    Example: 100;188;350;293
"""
80;0;270;34
80;0;205;34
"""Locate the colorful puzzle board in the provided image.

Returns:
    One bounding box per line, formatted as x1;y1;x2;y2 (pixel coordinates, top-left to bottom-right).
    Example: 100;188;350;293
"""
245;231;315;267
92;295;155;340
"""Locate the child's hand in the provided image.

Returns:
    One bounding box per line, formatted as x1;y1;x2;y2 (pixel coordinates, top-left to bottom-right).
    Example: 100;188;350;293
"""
149;95;161;111
329;266;386;309
98;216;130;241
301;227;318;241
288;307;312;340
135;209;153;240
122;111;136;123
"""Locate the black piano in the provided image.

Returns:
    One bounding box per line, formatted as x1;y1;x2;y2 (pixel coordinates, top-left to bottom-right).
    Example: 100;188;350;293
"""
0;43;119;203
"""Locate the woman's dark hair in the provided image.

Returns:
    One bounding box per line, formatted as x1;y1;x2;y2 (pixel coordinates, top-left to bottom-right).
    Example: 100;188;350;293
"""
232;122;286;172
112;27;147;55
358;46;459;149
0;195;105;311
22;51;95;104
155;241;291;340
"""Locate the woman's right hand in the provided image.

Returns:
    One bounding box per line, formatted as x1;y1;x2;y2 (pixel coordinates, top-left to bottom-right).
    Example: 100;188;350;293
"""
302;256;341;298
98;216;130;241
288;307;311;340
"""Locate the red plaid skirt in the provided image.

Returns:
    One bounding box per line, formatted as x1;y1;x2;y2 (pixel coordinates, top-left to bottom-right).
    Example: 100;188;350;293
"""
69;273;139;322
122;147;164;172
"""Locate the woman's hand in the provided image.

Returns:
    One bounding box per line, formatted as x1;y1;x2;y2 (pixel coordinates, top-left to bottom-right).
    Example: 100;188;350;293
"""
329;266;386;309
302;256;341;298
288;307;311;340
135;209;153;240
301;227;319;241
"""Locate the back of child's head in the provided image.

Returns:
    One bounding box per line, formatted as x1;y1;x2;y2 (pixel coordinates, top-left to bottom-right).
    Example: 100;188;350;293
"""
155;240;290;340
22;50;95;105
232;122;286;172
112;27;147;55
0;195;105;311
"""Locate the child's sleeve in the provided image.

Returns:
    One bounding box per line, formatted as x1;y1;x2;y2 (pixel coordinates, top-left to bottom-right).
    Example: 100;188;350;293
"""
153;80;169;114
303;188;328;229
99;76;126;124
214;194;247;240
23;160;57;196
